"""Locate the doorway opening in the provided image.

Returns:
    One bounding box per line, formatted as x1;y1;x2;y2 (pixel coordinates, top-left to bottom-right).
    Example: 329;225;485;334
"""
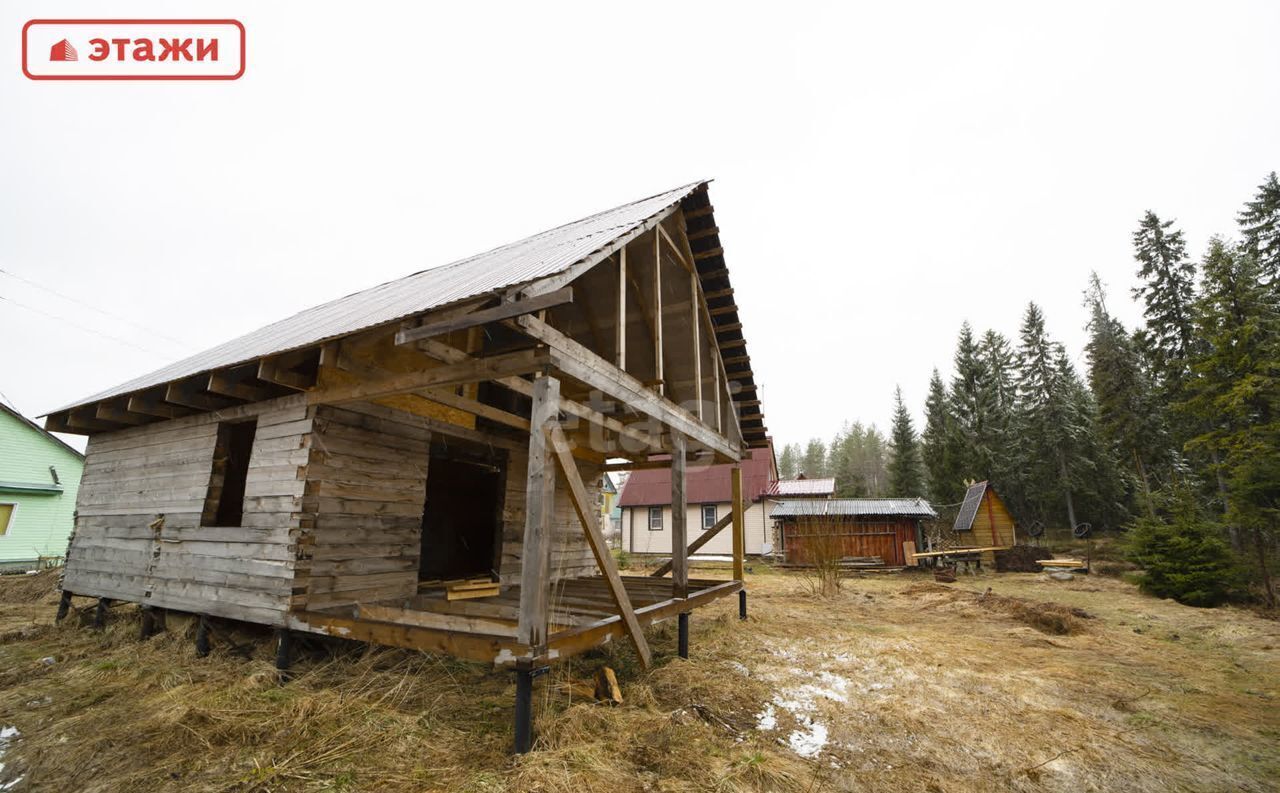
419;441;507;582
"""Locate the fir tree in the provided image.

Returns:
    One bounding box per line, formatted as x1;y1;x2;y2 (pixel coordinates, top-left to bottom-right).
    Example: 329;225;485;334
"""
801;438;827;479
1131;211;1198;403
922;368;964;503
978;329;1018;493
950;322;995;482
1182;238;1279;605
1238;171;1280;286
779;443;799;479
1126;486;1240;607
1084;272;1165;514
1014;303;1088;527
887;386;926;496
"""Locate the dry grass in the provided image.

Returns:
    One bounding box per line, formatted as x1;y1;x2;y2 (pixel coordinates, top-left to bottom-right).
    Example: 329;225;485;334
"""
0;567;1276;792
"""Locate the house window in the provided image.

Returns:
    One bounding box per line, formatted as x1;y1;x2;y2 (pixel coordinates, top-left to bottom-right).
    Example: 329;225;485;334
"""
648;506;663;531
202;419;258;527
0;503;14;535
701;504;717;531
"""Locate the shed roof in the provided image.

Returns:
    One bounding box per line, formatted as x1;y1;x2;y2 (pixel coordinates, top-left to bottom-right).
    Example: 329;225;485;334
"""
767;477;835;497
953;481;991;531
617;444;775;507
771;498;936;519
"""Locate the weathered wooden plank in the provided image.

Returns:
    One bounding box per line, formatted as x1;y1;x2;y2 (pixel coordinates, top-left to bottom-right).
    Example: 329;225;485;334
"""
308;347;553;405
517;376;559;650
671;433;688;599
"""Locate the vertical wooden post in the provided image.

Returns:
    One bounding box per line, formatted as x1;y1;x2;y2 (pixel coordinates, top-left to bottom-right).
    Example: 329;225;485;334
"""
55;590;72;622
616;248;627;369
195;615;211;657
731;466;745;581
713;357;721;432
691;270;702;419
671;432;688;600
93;597;109;629
653;231;664;395
518;374;560;653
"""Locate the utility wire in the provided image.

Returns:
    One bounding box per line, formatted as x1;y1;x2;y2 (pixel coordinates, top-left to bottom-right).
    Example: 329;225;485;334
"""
0;293;176;357
0;267;197;351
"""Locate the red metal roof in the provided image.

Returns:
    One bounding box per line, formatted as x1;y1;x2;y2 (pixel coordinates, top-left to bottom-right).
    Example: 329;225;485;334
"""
617;445;775;507
766;477;835;497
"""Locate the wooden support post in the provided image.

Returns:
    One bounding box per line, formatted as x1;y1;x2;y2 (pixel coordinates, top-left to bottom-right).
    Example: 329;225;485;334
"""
671;433;688;600
731;466;745;581
547;424;653;669
518;375;560;653
616;248;627;369
274;628;293;679
93;597;109;629
139;606;157;640
55;590;72;622
653;232;664;395
195;615;211;657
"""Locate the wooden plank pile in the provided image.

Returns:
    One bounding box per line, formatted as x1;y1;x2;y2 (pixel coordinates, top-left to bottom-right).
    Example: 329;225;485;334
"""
417;577;501;601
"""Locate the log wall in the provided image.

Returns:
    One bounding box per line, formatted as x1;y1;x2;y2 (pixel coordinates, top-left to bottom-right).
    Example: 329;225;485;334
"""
63;395;312;625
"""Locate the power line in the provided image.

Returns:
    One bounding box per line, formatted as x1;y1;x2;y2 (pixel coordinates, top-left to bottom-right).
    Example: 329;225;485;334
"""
0;293;176;357
0;267;197;351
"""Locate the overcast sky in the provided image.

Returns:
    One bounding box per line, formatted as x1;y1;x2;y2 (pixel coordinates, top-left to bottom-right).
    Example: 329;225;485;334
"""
2;1;1278;454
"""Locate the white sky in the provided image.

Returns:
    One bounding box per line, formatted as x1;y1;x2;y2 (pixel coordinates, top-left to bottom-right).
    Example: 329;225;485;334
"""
2;1;1277;454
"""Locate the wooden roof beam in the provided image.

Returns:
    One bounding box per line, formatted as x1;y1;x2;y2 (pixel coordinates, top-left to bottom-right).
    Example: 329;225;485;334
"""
693;246;724;261
395;287;574;346
207;372;271;402
257;357;315;391
126;395;194;420
164;381;236;411
686;226;719;241
96;400;150;426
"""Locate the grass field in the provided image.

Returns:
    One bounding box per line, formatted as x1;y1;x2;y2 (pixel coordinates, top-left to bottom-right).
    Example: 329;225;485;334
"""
0;565;1276;792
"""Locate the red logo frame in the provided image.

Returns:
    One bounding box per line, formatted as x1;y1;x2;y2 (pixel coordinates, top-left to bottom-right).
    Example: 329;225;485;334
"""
22;19;245;80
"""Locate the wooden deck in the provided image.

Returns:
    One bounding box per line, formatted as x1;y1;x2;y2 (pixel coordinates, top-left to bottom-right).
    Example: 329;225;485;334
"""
294;575;741;666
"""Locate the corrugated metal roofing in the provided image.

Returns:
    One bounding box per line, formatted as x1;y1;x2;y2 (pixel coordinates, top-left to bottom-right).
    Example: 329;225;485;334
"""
767;477;835;497
953;481;989;531
771;498;937;518
54;182;707;413
616;445;775;507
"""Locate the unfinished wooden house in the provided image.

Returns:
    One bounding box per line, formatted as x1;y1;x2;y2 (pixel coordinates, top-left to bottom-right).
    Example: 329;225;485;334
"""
949;481;1017;565
45;181;768;750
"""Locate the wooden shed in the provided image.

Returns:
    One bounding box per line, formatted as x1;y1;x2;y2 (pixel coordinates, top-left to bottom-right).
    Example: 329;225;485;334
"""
773;498;937;566
45;181;768;750
952;481;1017;564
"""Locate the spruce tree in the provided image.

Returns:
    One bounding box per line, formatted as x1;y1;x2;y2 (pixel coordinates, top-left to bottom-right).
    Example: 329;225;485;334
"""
978;329;1018;493
1131;211;1198;405
1014;303;1086;527
1084;272;1165;514
922;369;964;503
779;443;799;479
887;386;926;497
1238;171;1280;286
801;438;827;479
1126;486;1240;607
950;322;994;482
1182;238;1279;605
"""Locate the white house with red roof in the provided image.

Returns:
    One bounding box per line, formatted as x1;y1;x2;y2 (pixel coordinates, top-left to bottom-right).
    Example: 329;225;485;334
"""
618;444;778;556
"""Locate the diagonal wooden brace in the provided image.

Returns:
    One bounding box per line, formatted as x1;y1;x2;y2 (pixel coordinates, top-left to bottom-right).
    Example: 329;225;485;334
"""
649;498;751;579
546;424;653;669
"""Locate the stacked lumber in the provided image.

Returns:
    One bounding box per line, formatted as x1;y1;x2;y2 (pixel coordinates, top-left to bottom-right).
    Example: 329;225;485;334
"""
1038;559;1085;569
418;577;501;601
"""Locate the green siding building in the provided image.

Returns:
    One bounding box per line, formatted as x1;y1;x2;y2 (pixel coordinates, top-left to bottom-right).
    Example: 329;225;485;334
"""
0;402;84;570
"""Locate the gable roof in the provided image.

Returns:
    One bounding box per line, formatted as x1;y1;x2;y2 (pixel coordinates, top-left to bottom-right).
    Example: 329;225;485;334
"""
953;481;991;531
0;401;84;460
767;477;835;497
617;444;775;507
52;181;766;443
771;498;936;519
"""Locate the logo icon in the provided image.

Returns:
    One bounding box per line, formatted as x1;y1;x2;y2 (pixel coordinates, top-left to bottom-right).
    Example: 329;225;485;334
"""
49;38;77;61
